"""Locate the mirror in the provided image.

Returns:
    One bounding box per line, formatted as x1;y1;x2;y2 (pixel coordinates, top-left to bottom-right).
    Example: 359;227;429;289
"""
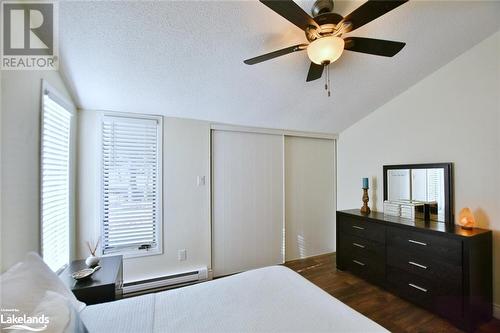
383;163;453;225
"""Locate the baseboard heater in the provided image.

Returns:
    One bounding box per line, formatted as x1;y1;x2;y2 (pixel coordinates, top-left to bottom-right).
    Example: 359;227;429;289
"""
123;267;208;296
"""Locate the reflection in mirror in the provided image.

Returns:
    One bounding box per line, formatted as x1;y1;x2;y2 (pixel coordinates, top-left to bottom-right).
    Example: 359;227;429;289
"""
386;168;445;222
387;169;410;201
412;168;445;221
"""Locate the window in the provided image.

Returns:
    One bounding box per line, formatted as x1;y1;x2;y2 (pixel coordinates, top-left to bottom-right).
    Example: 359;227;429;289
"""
40;82;75;272
101;114;162;257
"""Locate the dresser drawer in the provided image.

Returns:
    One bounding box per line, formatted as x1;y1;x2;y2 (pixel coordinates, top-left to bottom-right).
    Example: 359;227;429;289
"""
346;254;385;283
340;216;385;243
343;241;385;283
340;234;385;259
387;246;462;288
387;227;461;265
387;266;462;320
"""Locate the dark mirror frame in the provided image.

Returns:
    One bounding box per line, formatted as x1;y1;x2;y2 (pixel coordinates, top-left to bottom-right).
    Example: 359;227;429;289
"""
383;163;454;227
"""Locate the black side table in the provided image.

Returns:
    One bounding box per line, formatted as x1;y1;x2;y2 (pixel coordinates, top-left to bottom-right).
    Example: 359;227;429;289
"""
60;255;123;305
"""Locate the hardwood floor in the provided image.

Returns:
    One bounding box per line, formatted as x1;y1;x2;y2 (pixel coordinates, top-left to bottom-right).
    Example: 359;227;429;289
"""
284;253;500;333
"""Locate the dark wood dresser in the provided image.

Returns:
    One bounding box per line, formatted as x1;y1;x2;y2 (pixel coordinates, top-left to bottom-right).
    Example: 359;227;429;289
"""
337;210;492;332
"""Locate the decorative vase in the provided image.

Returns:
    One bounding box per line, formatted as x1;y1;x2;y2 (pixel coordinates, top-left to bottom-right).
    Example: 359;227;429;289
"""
85;255;100;267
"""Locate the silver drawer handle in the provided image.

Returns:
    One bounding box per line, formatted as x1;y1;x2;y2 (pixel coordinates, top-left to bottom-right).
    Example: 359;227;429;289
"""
408;261;428;269
352;225;365;230
352;243;365;248
352;260;365;266
408;239;427;246
409;283;427;293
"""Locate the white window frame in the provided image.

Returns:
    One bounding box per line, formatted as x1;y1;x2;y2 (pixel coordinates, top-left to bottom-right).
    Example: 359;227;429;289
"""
40;80;76;273
99;113;163;259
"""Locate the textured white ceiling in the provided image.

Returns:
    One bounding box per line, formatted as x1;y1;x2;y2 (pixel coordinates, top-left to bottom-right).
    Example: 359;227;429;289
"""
59;1;500;133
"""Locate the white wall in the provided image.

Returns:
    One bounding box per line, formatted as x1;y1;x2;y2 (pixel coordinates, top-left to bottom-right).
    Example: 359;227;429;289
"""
1;71;73;271
338;31;500;309
77;113;211;282
78;118;338;281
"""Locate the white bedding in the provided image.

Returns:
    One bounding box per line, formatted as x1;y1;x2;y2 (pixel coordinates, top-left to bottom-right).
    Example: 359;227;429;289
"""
81;266;388;333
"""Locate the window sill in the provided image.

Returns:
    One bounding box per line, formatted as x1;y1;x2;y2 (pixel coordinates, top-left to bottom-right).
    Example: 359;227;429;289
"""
103;248;163;260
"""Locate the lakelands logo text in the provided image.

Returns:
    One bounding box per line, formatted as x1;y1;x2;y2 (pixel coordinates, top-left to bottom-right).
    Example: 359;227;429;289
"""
1;1;59;70
1;309;49;331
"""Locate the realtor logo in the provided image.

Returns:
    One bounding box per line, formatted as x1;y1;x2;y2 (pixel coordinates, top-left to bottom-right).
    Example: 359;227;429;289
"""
1;1;58;70
1;308;49;331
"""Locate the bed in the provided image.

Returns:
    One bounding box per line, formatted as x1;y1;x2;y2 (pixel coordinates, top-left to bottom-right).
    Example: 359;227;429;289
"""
80;266;388;332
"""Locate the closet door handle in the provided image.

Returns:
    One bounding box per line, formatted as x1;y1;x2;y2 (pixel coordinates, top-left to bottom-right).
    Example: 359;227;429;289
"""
409;283;427;293
352;243;365;248
352;260;365;266
409;261;427;269
352;225;365;230
408;239;427;246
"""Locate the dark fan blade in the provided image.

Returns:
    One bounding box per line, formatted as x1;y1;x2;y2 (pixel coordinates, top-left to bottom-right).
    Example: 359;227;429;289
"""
244;44;307;65
342;1;408;32
306;62;324;82
260;0;319;31
344;37;405;57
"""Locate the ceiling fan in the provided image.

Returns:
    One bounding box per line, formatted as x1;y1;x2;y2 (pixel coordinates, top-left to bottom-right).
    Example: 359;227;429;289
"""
244;0;408;95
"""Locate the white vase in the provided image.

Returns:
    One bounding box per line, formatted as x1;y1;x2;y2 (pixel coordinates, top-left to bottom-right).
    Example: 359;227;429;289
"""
85;255;100;267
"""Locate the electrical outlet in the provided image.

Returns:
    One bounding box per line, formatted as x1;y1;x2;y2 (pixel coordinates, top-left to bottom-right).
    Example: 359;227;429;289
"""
178;249;187;261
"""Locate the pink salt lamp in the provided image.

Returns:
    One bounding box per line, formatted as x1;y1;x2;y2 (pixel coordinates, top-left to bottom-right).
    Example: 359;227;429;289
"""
458;208;475;230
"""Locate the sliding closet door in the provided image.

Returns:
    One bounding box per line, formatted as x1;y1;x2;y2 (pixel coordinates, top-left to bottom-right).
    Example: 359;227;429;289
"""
212;130;284;277
285;136;335;261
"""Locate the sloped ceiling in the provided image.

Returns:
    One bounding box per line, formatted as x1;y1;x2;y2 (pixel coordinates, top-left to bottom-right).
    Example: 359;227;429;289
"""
59;1;500;133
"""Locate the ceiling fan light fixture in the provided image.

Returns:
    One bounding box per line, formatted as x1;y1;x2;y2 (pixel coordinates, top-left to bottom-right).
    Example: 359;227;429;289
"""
307;36;345;65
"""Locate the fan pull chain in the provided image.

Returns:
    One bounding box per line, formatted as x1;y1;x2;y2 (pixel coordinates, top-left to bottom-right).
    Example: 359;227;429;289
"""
324;65;328;91
328;64;331;97
324;63;331;97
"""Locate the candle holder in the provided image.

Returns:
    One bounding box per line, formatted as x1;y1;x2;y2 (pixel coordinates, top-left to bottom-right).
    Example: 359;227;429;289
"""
360;188;371;215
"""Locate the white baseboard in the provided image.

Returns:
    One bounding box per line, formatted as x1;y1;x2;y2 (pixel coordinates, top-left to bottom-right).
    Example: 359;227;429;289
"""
494;303;500;319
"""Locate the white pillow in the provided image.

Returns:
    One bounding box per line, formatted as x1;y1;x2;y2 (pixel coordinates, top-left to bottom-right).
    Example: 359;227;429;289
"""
32;291;71;333
32;291;88;333
0;252;86;318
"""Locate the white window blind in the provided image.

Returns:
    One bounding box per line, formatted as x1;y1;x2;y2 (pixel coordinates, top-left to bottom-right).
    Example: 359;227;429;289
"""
101;115;162;257
41;89;73;272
